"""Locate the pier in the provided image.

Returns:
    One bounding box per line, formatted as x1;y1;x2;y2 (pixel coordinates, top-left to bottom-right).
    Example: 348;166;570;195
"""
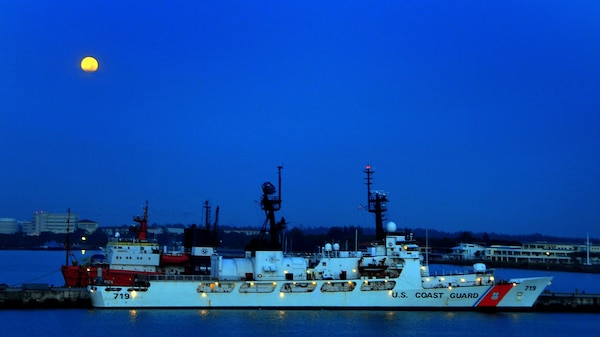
535;292;600;312
0;284;89;309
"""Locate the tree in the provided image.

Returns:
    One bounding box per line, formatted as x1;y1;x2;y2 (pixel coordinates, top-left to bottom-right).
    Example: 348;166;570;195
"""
482;232;490;245
456;231;474;243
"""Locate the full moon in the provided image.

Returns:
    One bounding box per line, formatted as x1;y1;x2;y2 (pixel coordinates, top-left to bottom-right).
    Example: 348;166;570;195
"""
80;56;99;72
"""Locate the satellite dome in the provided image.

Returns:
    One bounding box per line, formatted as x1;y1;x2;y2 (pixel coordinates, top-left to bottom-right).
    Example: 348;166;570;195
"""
386;221;397;232
473;263;486;273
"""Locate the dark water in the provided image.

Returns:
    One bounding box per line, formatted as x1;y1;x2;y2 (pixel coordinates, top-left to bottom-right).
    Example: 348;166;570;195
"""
0;250;598;337
0;309;597;337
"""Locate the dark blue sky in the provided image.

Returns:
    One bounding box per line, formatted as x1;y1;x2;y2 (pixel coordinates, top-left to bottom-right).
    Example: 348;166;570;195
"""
2;1;599;238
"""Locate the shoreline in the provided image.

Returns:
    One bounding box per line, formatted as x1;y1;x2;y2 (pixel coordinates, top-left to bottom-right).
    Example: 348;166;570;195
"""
429;259;600;274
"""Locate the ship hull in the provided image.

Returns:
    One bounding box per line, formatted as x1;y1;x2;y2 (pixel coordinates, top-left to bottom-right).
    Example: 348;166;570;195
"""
88;276;552;310
62;265;161;288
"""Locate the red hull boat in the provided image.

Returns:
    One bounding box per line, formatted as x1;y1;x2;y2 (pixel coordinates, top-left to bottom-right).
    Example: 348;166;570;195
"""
62;201;218;287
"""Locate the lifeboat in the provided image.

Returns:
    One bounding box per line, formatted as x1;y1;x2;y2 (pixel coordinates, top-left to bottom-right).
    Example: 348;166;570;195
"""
161;254;190;265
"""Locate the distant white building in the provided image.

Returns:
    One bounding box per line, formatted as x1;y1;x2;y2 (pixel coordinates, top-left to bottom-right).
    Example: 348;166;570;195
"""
223;228;261;236
485;241;600;265
450;243;486;260
447;241;599;265
148;227;163;236
0;218;19;234
24;211;79;235
77;219;99;234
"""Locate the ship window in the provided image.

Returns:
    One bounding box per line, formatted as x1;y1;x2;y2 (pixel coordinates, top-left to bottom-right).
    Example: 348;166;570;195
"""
320;281;356;292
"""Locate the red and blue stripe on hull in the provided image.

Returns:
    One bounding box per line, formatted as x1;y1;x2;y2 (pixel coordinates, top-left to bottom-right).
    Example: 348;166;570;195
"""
475;284;514;307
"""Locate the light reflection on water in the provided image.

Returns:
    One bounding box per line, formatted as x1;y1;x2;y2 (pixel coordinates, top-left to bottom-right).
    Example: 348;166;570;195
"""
0;308;596;337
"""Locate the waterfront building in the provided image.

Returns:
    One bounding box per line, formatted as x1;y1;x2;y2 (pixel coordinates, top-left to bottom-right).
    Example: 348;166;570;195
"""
223;228;261;236
450;243;486;260
77;219;99;233
165;227;185;235
0;218;19;234
485;241;599;265
24;211;80;235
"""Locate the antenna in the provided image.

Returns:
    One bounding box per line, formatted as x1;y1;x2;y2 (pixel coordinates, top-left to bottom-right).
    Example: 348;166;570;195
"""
364;165;387;241
204;200;211;231
256;166;286;249
586;232;591;266
426;228;429;268
65;208;71;266
133;201;149;241
213;206;220;233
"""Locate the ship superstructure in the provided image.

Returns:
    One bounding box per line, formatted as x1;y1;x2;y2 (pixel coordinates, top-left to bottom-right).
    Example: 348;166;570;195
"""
62;201;219;287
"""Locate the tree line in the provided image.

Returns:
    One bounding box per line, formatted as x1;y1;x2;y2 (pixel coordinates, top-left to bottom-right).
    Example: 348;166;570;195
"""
0;225;591;252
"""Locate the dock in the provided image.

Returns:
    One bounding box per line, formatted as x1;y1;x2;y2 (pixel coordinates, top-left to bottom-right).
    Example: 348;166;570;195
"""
534;292;600;312
0;284;89;309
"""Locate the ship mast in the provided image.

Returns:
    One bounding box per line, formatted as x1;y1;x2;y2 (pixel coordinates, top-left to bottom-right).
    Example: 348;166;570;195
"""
65;208;71;266
586;232;591;266
204;200;211;231
256;166;286;249
213;206;219;233
365;165;387;241
202;200;219;234
133;201;149;241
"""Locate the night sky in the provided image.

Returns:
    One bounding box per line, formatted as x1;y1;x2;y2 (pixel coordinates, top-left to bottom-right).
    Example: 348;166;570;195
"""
2;1;599;238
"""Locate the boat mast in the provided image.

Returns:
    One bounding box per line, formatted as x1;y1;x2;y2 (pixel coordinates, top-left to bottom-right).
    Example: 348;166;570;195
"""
365;165;387;241
214;206;220;234
204;200;211;231
426;228;429;267
133;201;149;241
65;208;71;266
586;232;591;266
257;166;286;249
201;200;219;234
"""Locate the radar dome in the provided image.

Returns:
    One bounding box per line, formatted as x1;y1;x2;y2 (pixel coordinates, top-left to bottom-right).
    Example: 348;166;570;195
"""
386;221;397;232
333;243;340;251
473;263;486;273
325;243;333;252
